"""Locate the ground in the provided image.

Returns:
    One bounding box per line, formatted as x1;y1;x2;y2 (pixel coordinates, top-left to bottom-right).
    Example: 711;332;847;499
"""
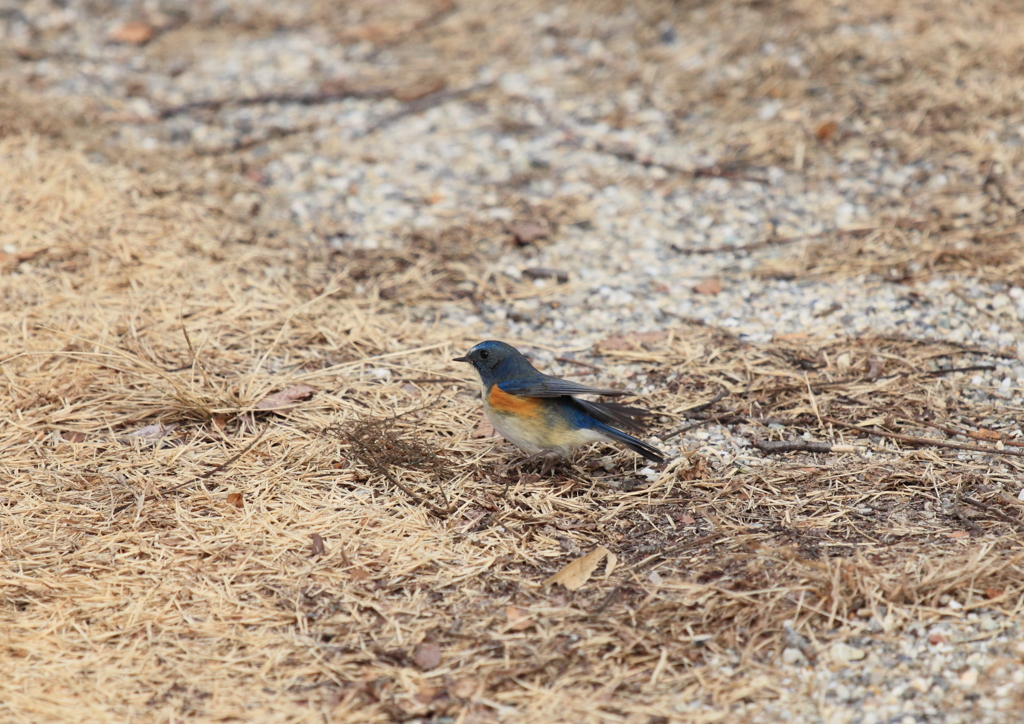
2;1;1024;722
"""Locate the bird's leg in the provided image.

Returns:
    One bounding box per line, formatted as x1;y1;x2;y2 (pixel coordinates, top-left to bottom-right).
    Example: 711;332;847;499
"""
540;455;562;477
507;450;550;472
507;450;562;476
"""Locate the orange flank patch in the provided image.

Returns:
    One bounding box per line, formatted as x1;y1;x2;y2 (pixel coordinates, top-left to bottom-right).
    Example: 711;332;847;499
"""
487;386;541;418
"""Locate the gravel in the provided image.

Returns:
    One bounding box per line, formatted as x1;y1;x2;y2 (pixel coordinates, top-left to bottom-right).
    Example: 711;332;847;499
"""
3;1;1023;721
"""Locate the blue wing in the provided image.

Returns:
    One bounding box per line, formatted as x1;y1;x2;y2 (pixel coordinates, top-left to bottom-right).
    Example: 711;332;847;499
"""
497;375;629;398
572;398;653;432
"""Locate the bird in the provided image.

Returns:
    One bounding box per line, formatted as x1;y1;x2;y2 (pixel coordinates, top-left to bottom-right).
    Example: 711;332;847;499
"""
454;340;666;469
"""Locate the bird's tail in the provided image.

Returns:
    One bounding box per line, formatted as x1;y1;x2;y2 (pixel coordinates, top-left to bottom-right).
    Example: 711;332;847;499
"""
592;421;666;464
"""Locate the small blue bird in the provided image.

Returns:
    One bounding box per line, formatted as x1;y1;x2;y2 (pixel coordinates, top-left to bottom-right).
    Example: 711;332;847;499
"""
454;340;666;467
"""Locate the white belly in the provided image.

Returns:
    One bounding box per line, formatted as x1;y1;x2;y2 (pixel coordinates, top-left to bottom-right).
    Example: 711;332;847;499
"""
483;396;608;458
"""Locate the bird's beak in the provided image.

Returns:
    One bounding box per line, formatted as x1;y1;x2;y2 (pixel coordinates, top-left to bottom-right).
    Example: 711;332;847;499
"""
452;356;468;362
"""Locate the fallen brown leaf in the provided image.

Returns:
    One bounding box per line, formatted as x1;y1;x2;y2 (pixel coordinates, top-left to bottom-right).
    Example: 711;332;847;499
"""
504;606;534;631
604;551;618;577
109;21;154;45
311;533;326;556
544;546;610;591
126;422;177;440
255;385;316;410
677;457;709;481
393;77;446;102
61;431;87;443
816;120;839;141
694;277;723;295
349;567;372;582
413;642;442;670
472;417;499;439
507;220;549;245
226;493;244;508
973;429;1002;441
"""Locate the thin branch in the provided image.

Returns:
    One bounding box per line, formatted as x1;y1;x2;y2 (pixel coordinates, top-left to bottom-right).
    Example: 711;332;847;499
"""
157;86;392;119
113;426;268;515
593;141;770;184
555;357;603;372
960;495;1024;532
753;439;859;455
822;416;1024;458
953;490;984;535
364;82;493;135
671;226;876;256
377;466;454;519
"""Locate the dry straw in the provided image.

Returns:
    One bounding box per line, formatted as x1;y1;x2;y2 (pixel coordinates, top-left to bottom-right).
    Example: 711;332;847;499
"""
4;131;1023;723
4;0;1024;720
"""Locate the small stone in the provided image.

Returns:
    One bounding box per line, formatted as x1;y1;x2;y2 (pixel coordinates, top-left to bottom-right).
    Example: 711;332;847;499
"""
413;642;442;671
829;642;865;665
928;632;946;645
979;616;999;631
959;668;978;687
909;677;930;694
782;647;806;665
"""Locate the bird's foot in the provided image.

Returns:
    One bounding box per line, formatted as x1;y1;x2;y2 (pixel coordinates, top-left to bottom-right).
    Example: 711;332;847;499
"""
507;451;565;477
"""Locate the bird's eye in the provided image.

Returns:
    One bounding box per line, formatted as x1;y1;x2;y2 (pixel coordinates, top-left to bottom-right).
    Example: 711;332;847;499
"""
479;350;489;359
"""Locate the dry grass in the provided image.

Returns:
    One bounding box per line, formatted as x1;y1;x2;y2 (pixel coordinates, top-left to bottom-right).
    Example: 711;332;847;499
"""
4;131;1024;723
4;1;1024;722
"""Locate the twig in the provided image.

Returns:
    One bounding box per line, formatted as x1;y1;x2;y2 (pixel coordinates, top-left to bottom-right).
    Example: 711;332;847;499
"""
555;357;603;372
960;495;1024;531
683;388;729;415
181;82;492;154
401;378;463;384
593;141;769;184
595;534;721;615
661;390;730;441
822;416;1024;458
981;160;1024;211
113;426;268;514
157;86;392;119
161;426;269;495
953;491;984;535
753;439;859;455
594;586;622;614
522;268;569;283
377;466;454;518
625;534;722;572
671;227;875;256
878;335;1017;359
834;393;1024;449
926;364;997;377
192;123;320;156
662;412;747;441
364;82;493;135
920;419;1024;449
